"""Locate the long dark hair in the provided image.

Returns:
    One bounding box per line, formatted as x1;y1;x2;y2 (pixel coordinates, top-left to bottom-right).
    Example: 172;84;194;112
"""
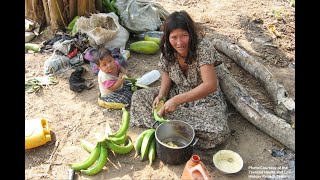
160;10;202;64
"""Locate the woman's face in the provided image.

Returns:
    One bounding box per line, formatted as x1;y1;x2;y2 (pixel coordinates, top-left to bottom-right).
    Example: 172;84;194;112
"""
169;28;190;57
98;55;116;74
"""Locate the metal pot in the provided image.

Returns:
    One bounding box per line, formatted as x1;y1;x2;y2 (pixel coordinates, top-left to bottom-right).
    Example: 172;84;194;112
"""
154;120;198;165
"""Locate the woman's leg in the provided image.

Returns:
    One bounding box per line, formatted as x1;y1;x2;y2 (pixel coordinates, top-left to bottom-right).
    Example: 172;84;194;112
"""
130;87;159;128
166;108;230;149
166;90;230;149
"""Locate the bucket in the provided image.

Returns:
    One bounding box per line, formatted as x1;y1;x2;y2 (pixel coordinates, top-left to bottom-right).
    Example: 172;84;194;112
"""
181;155;211;180
155;120;198;165
25;118;52;150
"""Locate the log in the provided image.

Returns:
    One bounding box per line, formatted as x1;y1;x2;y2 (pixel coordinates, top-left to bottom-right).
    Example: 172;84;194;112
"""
212;39;295;124
216;63;295;151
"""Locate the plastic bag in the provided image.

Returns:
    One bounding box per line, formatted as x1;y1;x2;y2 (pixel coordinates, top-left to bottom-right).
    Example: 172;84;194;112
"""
116;0;170;33
103;25;129;50
43;51;84;75
76;13;120;45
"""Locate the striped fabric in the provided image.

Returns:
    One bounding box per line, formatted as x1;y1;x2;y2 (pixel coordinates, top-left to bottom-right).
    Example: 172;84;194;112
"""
100;84;133;105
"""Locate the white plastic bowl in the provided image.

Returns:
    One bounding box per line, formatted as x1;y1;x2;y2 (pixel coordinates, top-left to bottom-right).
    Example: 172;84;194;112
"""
212;150;243;174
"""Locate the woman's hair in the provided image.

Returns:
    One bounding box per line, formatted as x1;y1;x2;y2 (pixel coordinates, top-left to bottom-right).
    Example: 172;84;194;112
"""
160;10;203;64
93;47;113;66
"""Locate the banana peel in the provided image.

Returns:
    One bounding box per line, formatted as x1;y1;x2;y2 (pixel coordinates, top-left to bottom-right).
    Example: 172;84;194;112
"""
25;75;58;93
154;99;170;122
125;77;150;92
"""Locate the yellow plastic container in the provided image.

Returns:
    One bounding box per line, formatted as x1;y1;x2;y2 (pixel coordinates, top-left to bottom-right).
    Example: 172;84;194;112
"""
25;118;51;150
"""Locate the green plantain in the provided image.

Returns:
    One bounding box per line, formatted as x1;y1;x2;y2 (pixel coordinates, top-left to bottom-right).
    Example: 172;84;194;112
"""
134;129;155;156
107;138;134;154
109;107;130;138
140;129;155;161
69;142;101;171
148;137;156;165
80;142;108;175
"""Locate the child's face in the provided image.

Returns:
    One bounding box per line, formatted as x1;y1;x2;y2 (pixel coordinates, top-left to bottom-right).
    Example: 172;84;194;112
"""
98;55;117;74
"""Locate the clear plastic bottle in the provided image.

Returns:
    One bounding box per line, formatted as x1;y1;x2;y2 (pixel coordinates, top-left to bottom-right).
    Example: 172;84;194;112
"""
181;155;211;180
25;118;52;150
136;70;161;86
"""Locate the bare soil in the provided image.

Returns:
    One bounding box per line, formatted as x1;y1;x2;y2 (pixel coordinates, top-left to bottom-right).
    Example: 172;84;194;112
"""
25;0;295;179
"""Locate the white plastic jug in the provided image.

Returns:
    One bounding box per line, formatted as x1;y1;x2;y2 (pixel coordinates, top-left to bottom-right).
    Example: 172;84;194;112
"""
136;70;161;86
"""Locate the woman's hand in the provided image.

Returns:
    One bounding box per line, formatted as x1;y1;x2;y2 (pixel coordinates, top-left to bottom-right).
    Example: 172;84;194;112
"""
157;97;178;116
152;95;162;113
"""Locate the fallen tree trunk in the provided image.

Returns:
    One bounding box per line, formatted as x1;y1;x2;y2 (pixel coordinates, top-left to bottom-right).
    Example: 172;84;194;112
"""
212;39;295;124
216;63;295;151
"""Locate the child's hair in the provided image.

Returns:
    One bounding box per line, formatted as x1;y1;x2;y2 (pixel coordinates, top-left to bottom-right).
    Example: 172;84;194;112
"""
93;47;113;66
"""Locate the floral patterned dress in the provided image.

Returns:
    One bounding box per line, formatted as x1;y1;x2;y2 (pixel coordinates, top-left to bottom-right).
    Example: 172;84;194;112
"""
130;37;230;149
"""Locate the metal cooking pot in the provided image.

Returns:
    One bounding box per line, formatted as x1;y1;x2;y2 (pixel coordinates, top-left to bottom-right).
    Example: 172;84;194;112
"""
154;120;198;165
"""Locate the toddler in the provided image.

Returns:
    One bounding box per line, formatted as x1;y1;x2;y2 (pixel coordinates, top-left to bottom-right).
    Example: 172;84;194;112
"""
94;47;132;106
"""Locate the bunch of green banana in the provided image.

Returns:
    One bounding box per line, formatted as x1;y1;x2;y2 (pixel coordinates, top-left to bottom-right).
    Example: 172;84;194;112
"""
106;107;134;154
69;141;108;176
69;107;134;176
134;128;157;165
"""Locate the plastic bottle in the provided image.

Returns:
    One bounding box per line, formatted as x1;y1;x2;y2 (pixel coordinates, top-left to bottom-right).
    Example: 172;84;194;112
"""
136;70;161;86
25;118;52;150
181;155;211;180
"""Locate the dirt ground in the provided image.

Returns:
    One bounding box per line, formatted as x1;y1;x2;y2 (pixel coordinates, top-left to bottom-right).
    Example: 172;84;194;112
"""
25;0;295;179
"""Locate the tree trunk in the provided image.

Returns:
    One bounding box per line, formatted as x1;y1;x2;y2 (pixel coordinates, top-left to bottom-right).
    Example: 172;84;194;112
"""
48;0;67;30
25;0;46;27
69;0;77;21
77;0;96;17
95;0;103;13
216;63;295;151
212;39;295;124
41;0;51;26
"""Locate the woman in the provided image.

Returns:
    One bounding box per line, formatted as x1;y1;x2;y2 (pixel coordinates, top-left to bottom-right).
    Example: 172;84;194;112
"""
130;10;230;149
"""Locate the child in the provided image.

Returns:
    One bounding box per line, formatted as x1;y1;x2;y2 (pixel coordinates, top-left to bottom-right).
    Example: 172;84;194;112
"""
94;47;132;106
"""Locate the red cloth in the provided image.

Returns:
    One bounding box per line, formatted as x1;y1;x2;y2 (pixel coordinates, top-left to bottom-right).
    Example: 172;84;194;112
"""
67;48;78;59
